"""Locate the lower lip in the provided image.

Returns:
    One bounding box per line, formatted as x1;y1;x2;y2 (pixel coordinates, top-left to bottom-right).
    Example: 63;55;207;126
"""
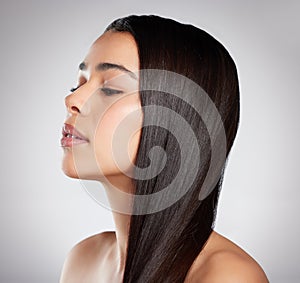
60;137;89;147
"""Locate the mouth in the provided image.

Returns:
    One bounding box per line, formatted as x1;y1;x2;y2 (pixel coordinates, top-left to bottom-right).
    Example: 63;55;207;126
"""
61;123;89;147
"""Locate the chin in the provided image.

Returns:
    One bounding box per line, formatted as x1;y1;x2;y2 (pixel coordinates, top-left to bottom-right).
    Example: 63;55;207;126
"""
61;159;106;181
61;163;80;179
61;153;80;179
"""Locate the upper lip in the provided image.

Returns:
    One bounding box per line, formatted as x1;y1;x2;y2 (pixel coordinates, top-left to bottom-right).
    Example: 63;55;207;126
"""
62;123;89;141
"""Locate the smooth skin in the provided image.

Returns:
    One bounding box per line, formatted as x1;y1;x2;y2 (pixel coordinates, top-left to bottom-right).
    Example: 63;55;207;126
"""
60;31;269;283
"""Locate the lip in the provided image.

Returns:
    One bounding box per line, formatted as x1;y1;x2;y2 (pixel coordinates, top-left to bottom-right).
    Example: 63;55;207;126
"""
61;123;89;147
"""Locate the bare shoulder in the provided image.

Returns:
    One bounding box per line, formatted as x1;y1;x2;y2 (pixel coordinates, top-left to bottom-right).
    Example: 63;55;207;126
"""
186;231;269;283
59;231;116;283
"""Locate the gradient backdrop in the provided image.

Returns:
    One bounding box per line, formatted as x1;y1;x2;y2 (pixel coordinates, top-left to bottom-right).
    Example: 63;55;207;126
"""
0;0;299;282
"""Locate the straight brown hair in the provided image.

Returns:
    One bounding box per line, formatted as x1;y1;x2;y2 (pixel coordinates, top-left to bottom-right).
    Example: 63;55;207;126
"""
105;14;240;283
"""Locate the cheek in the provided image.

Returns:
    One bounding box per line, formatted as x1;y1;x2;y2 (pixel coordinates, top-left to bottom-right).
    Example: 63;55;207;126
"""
127;121;144;166
94;96;143;175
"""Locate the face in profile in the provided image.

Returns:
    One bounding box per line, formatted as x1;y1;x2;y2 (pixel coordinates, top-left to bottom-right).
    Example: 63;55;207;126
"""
61;31;143;188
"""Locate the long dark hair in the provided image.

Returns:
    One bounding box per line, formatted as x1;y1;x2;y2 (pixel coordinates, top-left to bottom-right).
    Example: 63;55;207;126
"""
105;15;240;283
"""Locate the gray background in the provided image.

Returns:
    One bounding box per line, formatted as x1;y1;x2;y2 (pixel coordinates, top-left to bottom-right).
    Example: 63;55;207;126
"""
0;0;299;282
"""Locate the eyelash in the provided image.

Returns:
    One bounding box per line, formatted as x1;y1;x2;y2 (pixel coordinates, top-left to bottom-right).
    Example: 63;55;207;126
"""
70;86;80;92
69;86;123;96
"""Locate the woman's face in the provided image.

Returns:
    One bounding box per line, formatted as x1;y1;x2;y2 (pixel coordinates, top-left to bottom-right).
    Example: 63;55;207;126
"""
61;31;142;187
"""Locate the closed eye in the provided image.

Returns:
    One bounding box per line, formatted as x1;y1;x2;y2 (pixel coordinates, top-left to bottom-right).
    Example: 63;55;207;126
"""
70;86;124;96
100;88;124;96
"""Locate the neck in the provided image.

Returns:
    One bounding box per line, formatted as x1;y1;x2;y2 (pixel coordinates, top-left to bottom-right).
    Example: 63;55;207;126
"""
102;174;134;274
111;210;131;273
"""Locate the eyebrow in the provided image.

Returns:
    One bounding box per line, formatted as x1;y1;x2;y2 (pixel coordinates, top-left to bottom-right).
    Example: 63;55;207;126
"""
78;61;138;80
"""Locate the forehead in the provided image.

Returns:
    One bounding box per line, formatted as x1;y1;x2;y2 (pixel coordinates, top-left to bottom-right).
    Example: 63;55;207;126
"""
83;31;139;73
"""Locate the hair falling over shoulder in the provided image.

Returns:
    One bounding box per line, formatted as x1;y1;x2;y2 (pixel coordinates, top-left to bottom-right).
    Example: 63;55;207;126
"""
105;14;240;283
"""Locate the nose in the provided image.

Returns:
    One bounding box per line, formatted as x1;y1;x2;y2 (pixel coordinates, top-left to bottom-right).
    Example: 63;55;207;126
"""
65;93;80;114
64;90;90;116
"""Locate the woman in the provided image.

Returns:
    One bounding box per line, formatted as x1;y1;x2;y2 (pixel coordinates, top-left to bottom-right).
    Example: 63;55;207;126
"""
60;15;269;283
